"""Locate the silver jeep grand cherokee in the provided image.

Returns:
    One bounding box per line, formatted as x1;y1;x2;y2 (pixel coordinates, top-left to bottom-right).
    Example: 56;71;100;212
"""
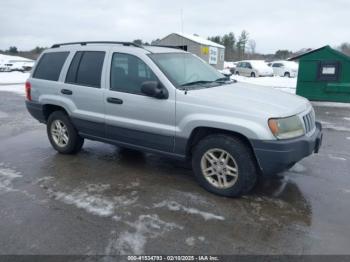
25;41;323;197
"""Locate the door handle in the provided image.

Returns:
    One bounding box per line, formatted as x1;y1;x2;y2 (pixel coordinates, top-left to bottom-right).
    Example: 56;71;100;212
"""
107;97;123;104
61;89;73;95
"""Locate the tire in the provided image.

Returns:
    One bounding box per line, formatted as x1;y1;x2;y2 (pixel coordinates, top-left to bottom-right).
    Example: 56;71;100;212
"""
251;72;256;77
235;71;240;75
284;72;290;78
192;134;257;197
47;111;84;154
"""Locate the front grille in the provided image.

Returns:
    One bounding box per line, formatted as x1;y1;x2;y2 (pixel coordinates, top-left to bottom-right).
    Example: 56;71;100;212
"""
303;110;315;134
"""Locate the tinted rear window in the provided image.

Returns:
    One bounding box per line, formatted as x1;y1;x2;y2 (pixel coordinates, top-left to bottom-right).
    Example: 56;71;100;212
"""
33;52;69;81
66;51;105;88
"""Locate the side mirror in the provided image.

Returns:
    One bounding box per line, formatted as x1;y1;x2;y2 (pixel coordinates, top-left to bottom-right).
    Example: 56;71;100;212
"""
141;81;168;99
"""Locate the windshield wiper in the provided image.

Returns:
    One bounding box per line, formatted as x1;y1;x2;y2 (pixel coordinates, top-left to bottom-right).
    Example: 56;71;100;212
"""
181;80;214;86
214;77;234;83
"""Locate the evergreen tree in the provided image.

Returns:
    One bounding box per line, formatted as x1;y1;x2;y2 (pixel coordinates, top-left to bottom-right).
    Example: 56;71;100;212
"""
236;30;249;59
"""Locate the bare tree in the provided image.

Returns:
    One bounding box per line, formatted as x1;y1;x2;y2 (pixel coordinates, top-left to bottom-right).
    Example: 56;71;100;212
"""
339;42;350;56
248;39;256;55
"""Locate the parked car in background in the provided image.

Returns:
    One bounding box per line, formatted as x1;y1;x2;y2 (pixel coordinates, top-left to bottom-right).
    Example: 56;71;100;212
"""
224;61;238;74
0;61;34;72
25;41;322;197
268;61;298;77
0;63;13;72
22;61;35;72
235;60;273;77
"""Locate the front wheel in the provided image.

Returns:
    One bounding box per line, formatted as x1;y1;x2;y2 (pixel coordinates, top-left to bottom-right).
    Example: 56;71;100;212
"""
284;72;290;78
192;134;257;197
47;111;84;154
251;72;256;77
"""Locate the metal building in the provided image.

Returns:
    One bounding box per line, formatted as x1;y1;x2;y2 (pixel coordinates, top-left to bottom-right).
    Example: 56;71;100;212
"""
156;32;225;70
289;45;350;103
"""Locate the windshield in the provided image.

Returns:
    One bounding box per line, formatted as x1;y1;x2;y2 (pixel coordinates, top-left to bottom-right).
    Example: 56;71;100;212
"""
148;53;224;88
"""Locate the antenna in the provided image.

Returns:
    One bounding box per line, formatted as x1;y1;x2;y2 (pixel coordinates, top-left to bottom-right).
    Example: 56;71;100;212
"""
180;8;187;93
181;8;184;34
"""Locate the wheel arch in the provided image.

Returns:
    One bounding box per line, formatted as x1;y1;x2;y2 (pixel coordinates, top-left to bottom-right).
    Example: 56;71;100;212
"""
185;127;259;164
42;104;69;121
186;126;263;185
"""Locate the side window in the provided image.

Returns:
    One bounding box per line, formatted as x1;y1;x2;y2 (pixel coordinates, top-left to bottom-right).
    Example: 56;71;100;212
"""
33;52;69;81
317;61;341;81
246;63;252;69
110;53;157;94
66;51;105;88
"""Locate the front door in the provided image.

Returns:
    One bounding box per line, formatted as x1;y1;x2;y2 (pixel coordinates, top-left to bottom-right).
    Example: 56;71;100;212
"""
104;52;176;153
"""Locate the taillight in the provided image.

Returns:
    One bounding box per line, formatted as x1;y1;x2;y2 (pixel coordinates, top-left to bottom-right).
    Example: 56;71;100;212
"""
25;81;31;101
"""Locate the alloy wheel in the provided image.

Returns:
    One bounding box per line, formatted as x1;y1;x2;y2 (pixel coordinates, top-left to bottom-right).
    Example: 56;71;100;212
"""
200;148;239;189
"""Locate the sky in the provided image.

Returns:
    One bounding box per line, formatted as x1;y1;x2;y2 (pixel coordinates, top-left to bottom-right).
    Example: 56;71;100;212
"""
0;0;349;54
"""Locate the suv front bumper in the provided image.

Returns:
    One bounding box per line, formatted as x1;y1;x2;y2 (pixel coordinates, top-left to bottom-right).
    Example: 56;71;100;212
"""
251;122;323;175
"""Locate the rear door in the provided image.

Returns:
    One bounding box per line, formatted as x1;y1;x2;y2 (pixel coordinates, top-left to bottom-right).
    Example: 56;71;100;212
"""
62;50;107;137
104;52;176;152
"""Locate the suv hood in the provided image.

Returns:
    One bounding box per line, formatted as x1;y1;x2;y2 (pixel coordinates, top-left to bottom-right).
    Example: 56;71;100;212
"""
179;82;310;118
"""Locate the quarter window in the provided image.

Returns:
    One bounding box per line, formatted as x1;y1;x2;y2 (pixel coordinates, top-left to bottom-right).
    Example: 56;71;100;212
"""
66;51;105;88
33;52;69;81
110;53;157;94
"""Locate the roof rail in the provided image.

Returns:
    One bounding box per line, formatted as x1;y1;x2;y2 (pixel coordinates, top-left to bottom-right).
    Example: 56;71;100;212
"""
51;41;142;48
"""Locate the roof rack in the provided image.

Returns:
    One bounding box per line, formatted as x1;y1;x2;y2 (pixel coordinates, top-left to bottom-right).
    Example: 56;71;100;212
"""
51;41;142;48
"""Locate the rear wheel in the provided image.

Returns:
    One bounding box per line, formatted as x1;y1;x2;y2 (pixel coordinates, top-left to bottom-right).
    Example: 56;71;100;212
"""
251;72;256;77
235;71;240;75
47;111;84;154
192;134;257;197
284;72;290;78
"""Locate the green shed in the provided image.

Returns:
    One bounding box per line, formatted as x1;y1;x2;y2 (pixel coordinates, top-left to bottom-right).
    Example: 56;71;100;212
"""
289;45;350;103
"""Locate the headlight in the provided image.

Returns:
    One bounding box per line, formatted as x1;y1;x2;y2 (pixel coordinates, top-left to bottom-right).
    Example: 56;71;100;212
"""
268;115;304;139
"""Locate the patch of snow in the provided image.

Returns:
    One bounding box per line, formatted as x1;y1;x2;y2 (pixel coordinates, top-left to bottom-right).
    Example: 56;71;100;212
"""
45;183;138;218
0;72;29;84
185;237;195;246
0;84;25;95
35;176;54;184
106;214;183;255
112;215;122;222
288;163;306;173
320;122;350;132
343;117;350;121
328;154;347;161
198;236;205;241
0;54;32;63
0;163;22;193
342;189;350;193
346;137;350;140
154;200;224;221
50;189;115;217
231;75;296;93
86;183;111;193
174;32;225;48
185;236;205;246
312;101;350;108
0;111;8;118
